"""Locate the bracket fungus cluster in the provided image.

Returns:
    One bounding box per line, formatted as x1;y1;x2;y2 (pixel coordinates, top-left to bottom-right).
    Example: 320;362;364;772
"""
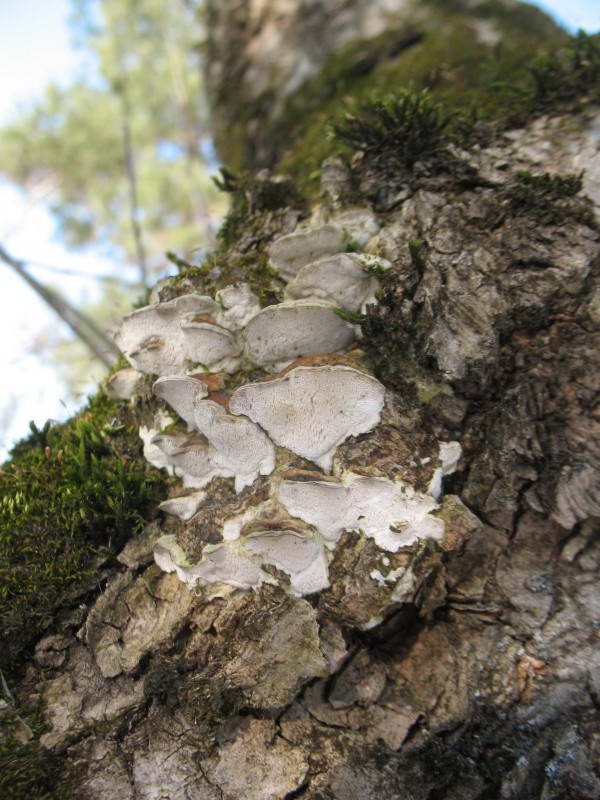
113;213;389;380
109;214;462;607
151;376;276;493
115;294;242;375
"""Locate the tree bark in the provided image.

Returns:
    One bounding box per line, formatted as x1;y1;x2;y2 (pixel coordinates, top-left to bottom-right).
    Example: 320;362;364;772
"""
3;2;600;799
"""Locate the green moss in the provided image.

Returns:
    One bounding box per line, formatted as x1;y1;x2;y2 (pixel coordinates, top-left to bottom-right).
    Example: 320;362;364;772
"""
514;170;584;197
168;251;283;307
274;9;567;196
333;307;367;325
0;740;67;800
0;392;165;676
331;86;463;166
0;691;69;799
496;170;596;228
527;30;600;107
408;239;427;273
213;167;306;249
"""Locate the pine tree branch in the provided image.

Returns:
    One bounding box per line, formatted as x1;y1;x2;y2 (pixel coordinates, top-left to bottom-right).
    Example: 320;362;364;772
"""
0;243;120;368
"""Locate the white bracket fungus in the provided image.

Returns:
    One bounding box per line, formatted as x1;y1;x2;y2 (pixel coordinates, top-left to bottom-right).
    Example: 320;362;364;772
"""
153;375;208;428
152;434;231;490
180;318;241;374
154;535;274;591
267;224;347;280
115;294;222;375
277;472;444;552
230;364;385;472
428;440;462;500
149;388;275;493
284;253;387;313
105;367;144;400
330;208;380;247
192;398;276;492
215;283;262;330
244;300;355;371
243;530;330;596
158;490;207;521
138;410;177;472
221;500;275;542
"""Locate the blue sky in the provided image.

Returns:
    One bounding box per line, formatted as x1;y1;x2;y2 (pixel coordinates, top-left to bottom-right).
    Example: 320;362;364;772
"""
537;0;599;31
0;0;598;458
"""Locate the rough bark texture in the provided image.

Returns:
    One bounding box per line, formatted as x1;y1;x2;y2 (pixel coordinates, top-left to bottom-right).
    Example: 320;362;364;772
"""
2;2;600;799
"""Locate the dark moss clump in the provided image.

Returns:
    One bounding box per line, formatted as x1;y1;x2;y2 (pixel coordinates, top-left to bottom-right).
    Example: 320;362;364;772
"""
497;170;596;228
528;30;600;108
345;240;434;393
330;86;465;168
0;739;66;800
0;392;164;675
0;692;69;799
166;250;283;307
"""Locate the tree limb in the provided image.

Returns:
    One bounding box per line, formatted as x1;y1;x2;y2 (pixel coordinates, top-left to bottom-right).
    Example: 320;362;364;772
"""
0;243;120;368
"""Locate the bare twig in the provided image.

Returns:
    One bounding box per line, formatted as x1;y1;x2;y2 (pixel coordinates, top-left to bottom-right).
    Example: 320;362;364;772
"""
0;243;120;368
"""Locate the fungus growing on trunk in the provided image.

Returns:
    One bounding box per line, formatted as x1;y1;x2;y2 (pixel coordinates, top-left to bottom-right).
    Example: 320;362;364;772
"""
229;364;385;471
154;535;273;590
115;294;220;375
277;472;444;551
153;375;208;428
267;224;347;280
284;253;387;312
138;410;177;472
330;208;380;247
244;299;355;371
215;282;262;329
243;529;330;596
180;319;241;374
147;392;276;493
105;367;144;400
192;398;276;492
428;440;463;500
158;490;207;521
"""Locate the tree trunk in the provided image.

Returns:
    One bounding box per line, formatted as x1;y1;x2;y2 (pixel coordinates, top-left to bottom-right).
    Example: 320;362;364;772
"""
3;2;600;798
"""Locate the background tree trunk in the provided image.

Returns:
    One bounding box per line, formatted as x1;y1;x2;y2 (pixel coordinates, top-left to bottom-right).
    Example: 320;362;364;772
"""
3;2;600;799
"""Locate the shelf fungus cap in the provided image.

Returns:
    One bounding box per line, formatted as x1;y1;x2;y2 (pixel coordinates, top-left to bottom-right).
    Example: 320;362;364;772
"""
193;398;277;492
284;253;385;313
105;367;144;400
215;283;261;330
243;530;330;596
277;472;444;552
180;319;240;374
244;300;355;371
330;208;380;248
154;536;273;590
158;490;207;521
138;411;177;472
149;433;227;490
115;294;219;375
268;224;347;281
230;364;385;472
428;441;462;501
153;375;208;428
190;543;275;590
